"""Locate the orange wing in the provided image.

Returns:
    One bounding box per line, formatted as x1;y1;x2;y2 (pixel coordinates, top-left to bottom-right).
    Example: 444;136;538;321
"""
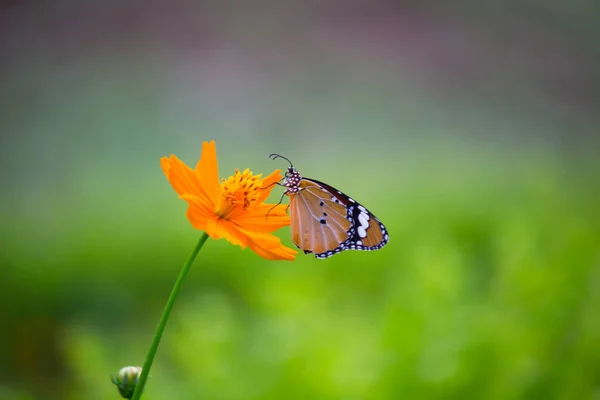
289;180;352;255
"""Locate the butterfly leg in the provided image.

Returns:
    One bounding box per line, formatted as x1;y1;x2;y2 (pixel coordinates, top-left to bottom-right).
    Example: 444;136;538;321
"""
265;190;289;219
262;179;286;190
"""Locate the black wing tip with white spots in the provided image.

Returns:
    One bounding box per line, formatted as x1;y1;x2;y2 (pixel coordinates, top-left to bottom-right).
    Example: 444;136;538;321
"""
312;209;390;258
340;202;389;249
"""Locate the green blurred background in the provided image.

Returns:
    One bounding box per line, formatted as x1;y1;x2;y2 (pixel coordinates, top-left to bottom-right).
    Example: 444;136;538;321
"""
1;1;600;399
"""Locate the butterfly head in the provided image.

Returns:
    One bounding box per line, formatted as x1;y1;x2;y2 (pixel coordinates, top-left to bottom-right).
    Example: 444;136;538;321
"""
269;153;303;194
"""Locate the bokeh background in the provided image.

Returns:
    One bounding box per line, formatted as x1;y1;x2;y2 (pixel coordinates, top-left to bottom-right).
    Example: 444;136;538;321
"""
1;1;600;399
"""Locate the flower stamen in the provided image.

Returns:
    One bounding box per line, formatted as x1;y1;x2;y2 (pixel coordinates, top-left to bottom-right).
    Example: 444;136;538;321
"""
216;168;263;218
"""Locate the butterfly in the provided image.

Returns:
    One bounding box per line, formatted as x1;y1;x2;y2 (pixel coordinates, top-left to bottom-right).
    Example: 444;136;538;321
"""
269;153;389;258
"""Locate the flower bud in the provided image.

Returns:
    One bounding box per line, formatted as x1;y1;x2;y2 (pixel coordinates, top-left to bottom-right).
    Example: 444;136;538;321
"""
111;366;142;399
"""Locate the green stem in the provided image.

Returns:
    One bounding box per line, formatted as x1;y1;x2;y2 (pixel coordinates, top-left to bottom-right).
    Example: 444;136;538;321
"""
130;232;209;400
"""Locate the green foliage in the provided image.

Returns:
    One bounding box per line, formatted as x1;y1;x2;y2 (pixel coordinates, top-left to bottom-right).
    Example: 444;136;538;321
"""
2;147;599;399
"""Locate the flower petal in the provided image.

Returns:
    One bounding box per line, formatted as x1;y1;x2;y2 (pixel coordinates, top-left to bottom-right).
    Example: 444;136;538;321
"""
244;230;297;261
257;169;284;203
161;155;213;208
181;194;216;226
160;155;200;195
217;221;296;260
195;141;220;201
240;225;297;260
233;203;290;233
218;220;249;248
185;209;249;249
185;204;215;231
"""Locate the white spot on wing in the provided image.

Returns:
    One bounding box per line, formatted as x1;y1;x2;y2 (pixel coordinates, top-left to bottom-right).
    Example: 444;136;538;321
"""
357;226;367;238
358;212;369;228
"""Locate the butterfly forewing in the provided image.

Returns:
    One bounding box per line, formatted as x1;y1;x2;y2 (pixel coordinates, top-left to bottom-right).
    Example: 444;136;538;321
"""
357;213;387;247
343;198;388;248
289;179;352;254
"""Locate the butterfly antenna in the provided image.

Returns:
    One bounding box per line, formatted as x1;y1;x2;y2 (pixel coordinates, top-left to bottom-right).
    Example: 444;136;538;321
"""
269;153;294;168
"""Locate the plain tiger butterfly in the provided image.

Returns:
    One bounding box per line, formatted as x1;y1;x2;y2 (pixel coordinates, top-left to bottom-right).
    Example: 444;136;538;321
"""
269;154;389;258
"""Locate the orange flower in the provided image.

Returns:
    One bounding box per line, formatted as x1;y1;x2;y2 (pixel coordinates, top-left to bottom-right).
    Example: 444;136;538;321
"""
161;141;297;260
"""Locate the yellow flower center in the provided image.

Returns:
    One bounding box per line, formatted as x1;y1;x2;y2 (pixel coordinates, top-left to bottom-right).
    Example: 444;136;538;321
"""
216;168;262;219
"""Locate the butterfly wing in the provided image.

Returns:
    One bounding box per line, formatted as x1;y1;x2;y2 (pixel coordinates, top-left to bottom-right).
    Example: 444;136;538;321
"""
289;178;389;258
289;179;352;255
